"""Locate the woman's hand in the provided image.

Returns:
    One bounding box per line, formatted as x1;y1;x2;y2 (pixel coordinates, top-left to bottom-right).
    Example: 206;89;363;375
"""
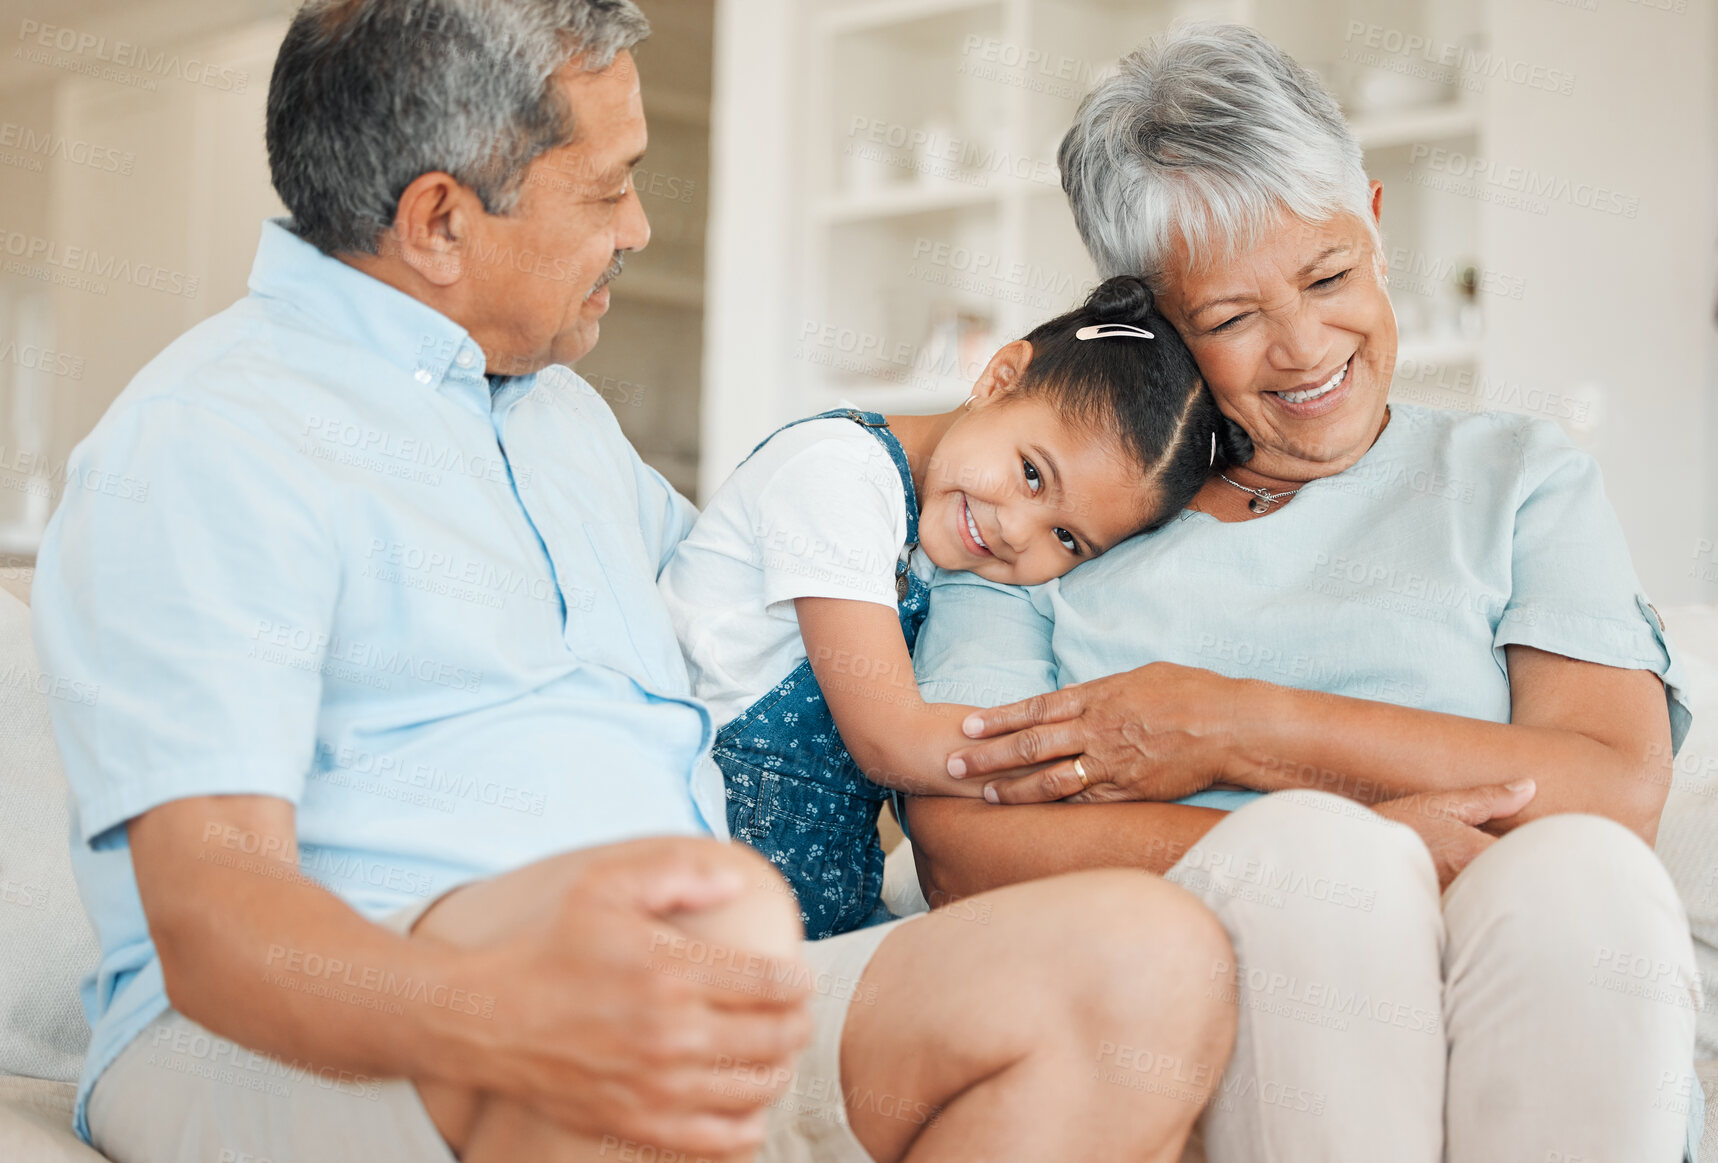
1369;780;1536;890
946;663;1244;804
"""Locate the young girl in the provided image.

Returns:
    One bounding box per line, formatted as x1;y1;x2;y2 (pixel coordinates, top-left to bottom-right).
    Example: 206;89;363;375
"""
660;275;1249;938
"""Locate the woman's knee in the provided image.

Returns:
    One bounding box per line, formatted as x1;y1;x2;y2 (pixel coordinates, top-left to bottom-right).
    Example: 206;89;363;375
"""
1446;812;1689;965
1178;790;1440;919
1457;811;1670;897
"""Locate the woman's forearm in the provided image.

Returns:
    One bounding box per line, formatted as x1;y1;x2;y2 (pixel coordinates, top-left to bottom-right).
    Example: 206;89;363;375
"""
1226;650;1671;839
907;796;1227;902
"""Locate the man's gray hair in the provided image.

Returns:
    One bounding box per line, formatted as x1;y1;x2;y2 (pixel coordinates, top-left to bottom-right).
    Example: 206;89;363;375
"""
1059;23;1372;288
267;0;649;255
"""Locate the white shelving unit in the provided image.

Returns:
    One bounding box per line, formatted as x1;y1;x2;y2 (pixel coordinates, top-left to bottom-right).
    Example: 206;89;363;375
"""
573;1;715;497
703;0;1503;492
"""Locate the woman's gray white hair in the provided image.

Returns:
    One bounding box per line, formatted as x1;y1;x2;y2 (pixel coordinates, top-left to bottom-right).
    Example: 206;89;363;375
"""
267;0;649;255
1059;23;1372;287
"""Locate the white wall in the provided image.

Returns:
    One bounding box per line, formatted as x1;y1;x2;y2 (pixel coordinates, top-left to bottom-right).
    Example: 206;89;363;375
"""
1482;0;1717;604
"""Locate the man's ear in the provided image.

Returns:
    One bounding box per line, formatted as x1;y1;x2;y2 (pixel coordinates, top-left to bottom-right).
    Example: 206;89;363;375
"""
379;171;479;288
969;339;1033;404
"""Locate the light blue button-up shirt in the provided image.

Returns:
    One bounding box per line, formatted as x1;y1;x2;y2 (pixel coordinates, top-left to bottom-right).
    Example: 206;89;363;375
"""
32;218;727;1139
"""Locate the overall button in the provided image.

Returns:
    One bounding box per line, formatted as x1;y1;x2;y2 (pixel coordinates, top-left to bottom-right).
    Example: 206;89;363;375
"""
413;368;433;384
455;349;477;369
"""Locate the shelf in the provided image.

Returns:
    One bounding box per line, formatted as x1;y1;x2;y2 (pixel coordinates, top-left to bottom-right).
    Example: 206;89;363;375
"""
643;89;710;128
612;270;705;309
820;0;1001;37
820;375;969;415
1395;334;1479;367
1352;103;1480;151
819;183;1000;225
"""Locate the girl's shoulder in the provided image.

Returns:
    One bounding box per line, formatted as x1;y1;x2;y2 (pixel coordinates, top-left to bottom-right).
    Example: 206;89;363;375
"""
693;415;910;540
751;415;892;466
735;416;906;500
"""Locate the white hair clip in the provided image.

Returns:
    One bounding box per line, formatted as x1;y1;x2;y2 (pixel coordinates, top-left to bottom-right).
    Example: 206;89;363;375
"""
1075;323;1154;341
1209;431;1216;468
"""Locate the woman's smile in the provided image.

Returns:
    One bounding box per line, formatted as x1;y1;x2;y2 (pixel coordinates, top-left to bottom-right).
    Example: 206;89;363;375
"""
1266;353;1355;419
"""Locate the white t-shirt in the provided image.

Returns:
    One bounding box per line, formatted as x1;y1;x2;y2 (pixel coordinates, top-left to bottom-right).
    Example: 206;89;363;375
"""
661;417;933;726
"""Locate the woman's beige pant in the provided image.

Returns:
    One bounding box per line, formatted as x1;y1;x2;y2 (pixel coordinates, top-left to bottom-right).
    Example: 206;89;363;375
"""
1165;790;1700;1163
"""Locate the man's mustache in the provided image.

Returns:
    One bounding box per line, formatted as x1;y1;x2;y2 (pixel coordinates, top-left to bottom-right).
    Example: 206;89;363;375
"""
589;252;625;297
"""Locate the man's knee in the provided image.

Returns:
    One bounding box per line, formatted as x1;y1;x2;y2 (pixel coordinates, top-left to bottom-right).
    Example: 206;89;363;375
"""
662;839;804;957
1029;871;1234;1015
1041;872;1236;1093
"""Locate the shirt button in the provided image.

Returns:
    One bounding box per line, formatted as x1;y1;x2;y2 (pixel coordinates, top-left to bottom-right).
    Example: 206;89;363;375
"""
455;350;476;369
413;368;432;384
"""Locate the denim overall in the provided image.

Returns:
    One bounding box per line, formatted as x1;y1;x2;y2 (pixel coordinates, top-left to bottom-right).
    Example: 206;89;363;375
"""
714;409;930;940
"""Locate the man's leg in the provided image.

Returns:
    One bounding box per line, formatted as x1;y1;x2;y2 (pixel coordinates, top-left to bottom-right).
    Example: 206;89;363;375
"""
838;869;1237;1163
411;836;806;1163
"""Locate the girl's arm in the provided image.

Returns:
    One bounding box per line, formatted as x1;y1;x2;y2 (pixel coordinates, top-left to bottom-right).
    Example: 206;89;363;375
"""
795;596;990;798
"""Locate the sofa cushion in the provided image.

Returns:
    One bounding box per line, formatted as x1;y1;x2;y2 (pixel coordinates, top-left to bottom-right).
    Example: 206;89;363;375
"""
1657;605;1718;1060
0;585;99;1083
0;561;30;607
0;1076;105;1162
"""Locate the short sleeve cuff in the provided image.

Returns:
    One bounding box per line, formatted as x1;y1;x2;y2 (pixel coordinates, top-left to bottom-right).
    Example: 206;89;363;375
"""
1494;594;1692;753
760;571;899;613
78;766;305;850
918;673;1049;709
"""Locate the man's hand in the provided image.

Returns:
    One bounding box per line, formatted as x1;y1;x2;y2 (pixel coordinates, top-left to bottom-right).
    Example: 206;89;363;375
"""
1369;781;1537;890
134;798;812;1160
947;664;1242;804
462;841;814;1154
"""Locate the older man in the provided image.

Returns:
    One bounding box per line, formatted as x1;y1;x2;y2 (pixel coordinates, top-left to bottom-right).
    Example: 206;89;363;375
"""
30;2;1235;1162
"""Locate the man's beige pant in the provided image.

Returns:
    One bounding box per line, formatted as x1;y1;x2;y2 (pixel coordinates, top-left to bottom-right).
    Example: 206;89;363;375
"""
88;905;901;1163
1168;789;1700;1163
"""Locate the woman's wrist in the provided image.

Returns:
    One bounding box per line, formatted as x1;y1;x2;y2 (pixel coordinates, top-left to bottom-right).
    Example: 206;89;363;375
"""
1211;675;1300;790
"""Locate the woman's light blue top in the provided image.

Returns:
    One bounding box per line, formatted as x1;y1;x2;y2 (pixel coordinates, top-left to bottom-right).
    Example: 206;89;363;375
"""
915;403;1691;815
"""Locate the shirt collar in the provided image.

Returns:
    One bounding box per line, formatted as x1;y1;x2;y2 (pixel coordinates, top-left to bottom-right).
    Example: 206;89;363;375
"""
246;217;491;390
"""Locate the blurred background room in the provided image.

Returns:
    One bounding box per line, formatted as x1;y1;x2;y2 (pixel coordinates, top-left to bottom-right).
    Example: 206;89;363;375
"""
0;0;1713;603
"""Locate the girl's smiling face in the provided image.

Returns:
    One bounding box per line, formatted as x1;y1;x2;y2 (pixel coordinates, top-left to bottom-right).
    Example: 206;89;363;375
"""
917;342;1156;587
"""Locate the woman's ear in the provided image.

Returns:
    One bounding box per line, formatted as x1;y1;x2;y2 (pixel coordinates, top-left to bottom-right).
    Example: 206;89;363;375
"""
969;340;1034;405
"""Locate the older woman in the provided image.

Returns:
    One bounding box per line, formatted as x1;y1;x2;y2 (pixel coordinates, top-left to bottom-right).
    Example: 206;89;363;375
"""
905;23;1701;1163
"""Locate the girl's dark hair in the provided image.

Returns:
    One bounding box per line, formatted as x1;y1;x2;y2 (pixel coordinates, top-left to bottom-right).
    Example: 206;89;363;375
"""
1011;274;1251;532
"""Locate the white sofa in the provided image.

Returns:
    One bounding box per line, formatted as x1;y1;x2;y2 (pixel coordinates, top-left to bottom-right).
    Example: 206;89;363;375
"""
3;570;1717;1161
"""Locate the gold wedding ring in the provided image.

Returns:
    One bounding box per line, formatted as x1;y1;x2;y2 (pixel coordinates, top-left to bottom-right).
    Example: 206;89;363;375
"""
1073;757;1090;789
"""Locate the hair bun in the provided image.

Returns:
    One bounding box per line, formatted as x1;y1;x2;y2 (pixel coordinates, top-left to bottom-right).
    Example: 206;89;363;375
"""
1215;413;1254;466
1082;274;1156;326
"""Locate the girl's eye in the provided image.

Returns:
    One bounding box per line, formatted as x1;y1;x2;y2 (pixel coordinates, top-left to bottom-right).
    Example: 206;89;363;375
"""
1022;459;1042;493
1055;527;1080;554
1312;269;1351;290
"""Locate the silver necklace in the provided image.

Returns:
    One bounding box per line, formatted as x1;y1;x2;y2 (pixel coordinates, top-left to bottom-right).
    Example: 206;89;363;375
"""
1218;472;1300;514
